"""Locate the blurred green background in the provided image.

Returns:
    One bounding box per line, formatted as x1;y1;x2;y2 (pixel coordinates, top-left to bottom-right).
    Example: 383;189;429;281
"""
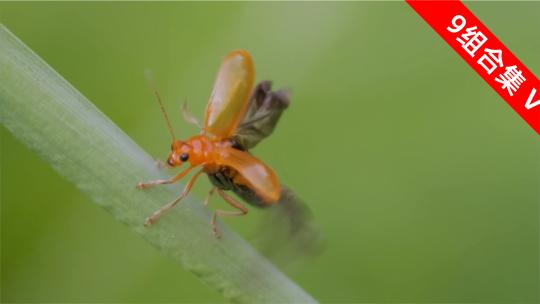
1;2;538;303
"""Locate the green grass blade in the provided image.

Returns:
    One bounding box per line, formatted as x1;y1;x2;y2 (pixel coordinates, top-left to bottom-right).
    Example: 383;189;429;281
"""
0;24;316;303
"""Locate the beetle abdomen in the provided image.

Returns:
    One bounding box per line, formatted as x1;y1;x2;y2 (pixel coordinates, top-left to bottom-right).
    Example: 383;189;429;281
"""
207;168;271;208
232;183;270;208
207;169;235;191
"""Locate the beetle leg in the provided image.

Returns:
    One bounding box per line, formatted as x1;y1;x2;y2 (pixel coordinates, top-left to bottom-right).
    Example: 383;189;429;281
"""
181;101;202;129
204;187;217;207
144;169;204;227
136;166;194;189
154;159;170;170
211;189;248;238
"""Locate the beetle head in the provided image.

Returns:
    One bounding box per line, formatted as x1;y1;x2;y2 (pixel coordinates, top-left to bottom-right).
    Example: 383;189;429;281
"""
167;140;191;167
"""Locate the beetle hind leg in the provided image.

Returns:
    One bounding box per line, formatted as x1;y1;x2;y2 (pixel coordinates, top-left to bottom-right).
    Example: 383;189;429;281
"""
204;187;217;206
211;189;248;238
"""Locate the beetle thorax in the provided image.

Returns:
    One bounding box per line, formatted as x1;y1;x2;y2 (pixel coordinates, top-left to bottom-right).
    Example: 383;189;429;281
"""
185;135;216;165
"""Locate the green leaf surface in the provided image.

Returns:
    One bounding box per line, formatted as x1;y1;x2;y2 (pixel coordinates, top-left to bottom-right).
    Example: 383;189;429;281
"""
0;24;316;304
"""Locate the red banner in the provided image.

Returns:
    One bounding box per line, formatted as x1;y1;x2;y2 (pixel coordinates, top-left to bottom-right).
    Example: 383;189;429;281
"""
406;0;540;135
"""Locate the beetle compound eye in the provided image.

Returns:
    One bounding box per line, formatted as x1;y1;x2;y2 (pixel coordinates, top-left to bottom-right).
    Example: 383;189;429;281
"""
180;153;189;162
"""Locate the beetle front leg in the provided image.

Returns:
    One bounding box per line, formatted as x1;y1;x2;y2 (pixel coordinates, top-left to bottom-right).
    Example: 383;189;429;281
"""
154;159;170;170
136;166;194;190
144;169;204;226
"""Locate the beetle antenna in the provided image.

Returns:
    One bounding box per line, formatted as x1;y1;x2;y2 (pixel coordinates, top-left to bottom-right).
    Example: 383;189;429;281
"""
145;70;176;141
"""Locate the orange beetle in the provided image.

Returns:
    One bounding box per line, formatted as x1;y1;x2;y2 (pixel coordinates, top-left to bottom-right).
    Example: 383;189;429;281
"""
137;50;281;237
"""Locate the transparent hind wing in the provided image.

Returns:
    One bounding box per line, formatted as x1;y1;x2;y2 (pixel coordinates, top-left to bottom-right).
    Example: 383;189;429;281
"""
233;81;290;150
252;185;324;264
